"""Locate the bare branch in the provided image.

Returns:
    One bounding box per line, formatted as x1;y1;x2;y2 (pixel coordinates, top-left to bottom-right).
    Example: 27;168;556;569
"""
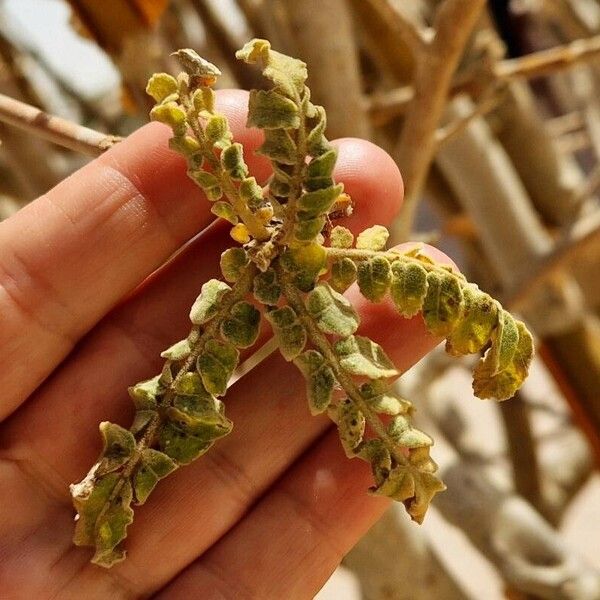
495;33;600;80
508;210;600;309
363;0;432;54
0;93;121;157
393;0;487;241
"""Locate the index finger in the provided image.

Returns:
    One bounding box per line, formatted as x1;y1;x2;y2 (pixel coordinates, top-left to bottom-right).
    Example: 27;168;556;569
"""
0;90;267;420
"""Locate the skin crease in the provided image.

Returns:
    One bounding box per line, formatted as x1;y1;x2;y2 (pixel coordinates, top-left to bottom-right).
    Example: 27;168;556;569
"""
0;90;456;599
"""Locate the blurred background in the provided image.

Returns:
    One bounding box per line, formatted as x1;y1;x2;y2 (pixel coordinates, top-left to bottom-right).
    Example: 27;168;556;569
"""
1;1;599;598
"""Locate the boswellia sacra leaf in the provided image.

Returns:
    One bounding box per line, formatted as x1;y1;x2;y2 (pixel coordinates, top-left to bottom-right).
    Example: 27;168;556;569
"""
71;40;536;570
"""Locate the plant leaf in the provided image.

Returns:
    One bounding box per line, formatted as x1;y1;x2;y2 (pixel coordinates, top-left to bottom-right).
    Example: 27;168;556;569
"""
160;338;191;361
337;398;365;456
96;422;136;476
473;320;533;400
196;339;239;396
190;279;231;325
357;256;392;302
294;350;337;414
446;285;498;356
390;261;428;318
133;449;177;505
253;268;281;305
360;380;411;416
306;282;359;336
247;89;300;129
265;306;307;361
335;335;398;379
220;301;261;348
220;248;249;282
422;271;464;337
330;258;357;293
356;225;389;251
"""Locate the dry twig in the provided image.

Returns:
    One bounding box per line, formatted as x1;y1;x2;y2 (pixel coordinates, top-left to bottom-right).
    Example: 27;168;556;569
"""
0;93;121;157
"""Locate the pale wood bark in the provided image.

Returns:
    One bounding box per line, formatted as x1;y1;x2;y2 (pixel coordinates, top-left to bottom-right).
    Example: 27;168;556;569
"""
393;0;486;240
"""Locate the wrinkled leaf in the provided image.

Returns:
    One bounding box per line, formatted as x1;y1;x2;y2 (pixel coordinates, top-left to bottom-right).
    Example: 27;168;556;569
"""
220;248;249;282
297;184;343;221
446;285;498;356
390;261;428;318
253;268;281;305
133;449;177;505
265;306;307;361
196;338;239;396
248;89;300;129
337;398;365;456
330;226;354;249
294;350;336;415
71;470;134;567
335;335;398;379
96;422;136;476
388;415;433;448
422;271;464;337
236;38;307;98
220;301;261;348
221;143;248;180
330;258;357;293
160;338;191;361
356;225;389;251
360;380;410;416
306;283;359;337
473;320;533;401
190;279;231;325
146;72;178;103
128;375;163;410
357;256;391;302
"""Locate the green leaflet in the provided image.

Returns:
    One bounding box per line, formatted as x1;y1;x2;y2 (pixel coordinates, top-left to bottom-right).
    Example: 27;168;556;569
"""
357;256;392;302
330;258;357;293
220;301;261;348
360;380;411;416
356;225;389;251
196;339;239;396
211;201;238;225
335;335;398;379
247;89;300;129
221;143;248;180
205;115;232;149
446;285;498;356
190;279;232;325
281;243;327;291
388;415;433;448
422;271;464;337
337;398;365;456
265;306;307;361
189;170;222;201
330;226;354;249
253;268;281;305
236;38;307;98
306;149;337;190
370;449;446;524
150;103;186;135
133;449;177;505
306;282;359;337
71;472;135;567
258;129;297;165
390;261;428;318
294;350;337;415
159;404;232;464
220;248;249;283
297;184;343;221
128;375;162;410
239;177;264;208
473;320;533;401
306;105;330;156
146;73;178;103
96;422;136;476
160;338;191;361
192;87;216;114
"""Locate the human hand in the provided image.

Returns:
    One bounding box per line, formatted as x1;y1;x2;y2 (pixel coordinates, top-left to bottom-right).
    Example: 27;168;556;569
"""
0;90;452;599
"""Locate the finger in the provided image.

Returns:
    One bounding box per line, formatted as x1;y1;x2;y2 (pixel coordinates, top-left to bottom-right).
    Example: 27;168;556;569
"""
157;431;389;600
0;90;269;421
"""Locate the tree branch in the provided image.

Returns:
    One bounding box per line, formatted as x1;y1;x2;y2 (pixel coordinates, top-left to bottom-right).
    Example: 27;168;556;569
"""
0;93;121;157
393;0;486;241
